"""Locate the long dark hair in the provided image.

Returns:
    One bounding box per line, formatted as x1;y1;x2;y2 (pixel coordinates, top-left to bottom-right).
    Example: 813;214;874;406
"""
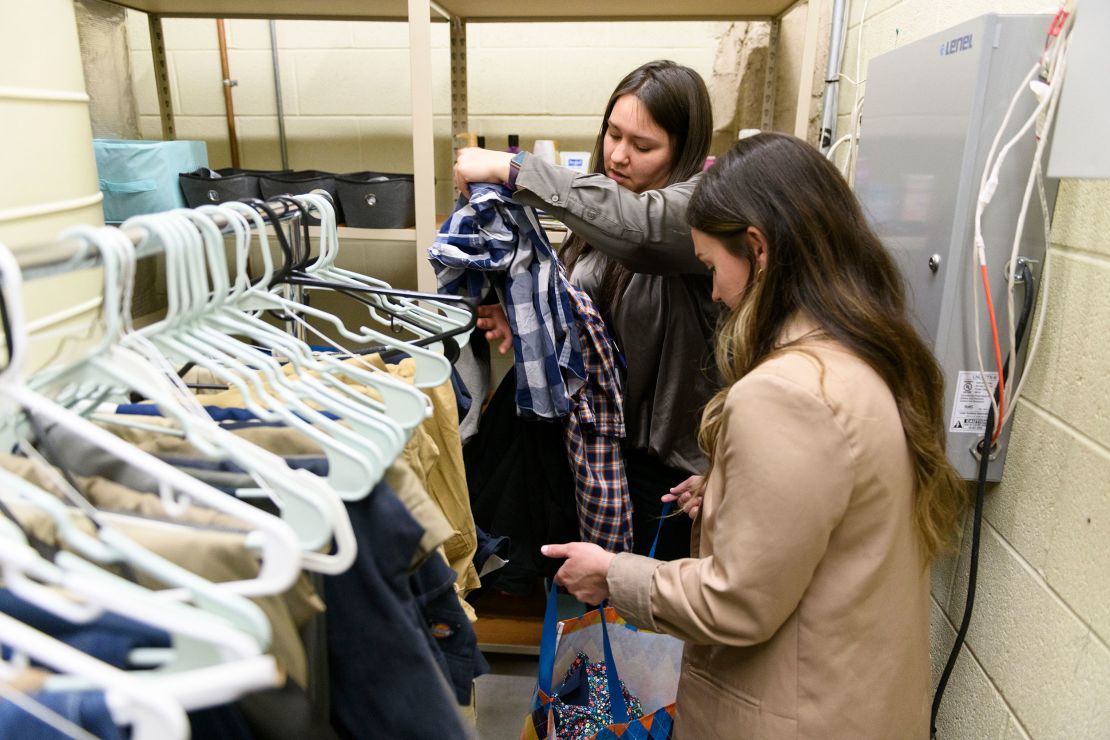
688;133;965;562
561;60;712;309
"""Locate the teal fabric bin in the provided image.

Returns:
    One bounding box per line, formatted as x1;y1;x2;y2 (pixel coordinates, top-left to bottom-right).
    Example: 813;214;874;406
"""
93;139;208;223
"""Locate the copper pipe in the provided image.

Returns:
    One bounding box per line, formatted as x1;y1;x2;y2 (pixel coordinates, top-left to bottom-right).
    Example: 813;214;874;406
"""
216;19;241;168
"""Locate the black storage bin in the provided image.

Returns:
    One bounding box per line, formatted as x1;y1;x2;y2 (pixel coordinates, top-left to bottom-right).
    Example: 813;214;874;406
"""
335;171;415;228
179;167;291;207
259;170;341;225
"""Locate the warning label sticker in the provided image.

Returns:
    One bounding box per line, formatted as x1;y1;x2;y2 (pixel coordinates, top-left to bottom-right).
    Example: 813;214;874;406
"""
949;371;998;434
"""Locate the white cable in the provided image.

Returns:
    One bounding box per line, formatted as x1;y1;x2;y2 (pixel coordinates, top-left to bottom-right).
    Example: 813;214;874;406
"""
969;59;1043;422
1005;243;1053;423
1003;33;1070;424
841;0;872;184
826;133;854;161
969;5;1073;425
1003;21;1073;424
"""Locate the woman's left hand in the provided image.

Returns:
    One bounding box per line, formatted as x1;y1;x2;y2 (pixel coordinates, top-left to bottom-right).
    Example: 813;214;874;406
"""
541;542;616;605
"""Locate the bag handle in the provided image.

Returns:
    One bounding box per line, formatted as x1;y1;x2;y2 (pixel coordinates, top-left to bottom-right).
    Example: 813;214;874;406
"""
648;501;673;559
534;504;672;720
98;178;157;194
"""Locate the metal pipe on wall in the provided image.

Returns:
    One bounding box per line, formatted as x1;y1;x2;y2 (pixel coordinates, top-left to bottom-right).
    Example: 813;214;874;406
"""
269;20;289;170
216;19;241;167
819;0;847;152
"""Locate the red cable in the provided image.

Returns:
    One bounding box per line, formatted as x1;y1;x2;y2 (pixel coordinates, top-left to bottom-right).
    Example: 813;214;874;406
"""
980;263;1005;442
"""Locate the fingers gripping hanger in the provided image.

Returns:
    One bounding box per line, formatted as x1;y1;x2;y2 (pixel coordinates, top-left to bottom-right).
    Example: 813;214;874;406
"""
0;239;303;597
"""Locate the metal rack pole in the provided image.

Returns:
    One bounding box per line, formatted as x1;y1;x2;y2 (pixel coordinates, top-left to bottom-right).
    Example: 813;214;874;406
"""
10;196;312;281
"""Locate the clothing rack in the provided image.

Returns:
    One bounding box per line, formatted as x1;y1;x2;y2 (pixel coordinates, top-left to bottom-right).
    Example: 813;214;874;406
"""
10;193;325;280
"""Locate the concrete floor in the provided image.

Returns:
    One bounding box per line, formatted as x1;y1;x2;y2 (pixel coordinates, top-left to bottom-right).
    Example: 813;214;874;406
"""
476;653;539;739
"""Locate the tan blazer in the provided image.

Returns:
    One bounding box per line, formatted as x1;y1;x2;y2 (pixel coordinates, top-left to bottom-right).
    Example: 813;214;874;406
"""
608;317;930;739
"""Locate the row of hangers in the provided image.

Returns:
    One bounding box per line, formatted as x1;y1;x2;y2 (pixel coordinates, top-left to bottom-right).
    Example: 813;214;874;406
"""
0;192;474;738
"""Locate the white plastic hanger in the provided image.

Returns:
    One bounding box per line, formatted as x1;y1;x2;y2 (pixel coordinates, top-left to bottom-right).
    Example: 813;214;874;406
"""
0;607;188;740
0;241;304;596
197;203;426;439
0;518;279;729
297;192;473;348
74;217;358;571
125;210;386;503
0;506;266;671
239;198;454;388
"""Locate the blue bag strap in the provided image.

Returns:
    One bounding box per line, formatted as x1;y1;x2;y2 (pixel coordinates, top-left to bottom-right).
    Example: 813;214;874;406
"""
99;178;157;194
537;582;631;725
597;600;629;724
535;579;560;703
647;501;673;559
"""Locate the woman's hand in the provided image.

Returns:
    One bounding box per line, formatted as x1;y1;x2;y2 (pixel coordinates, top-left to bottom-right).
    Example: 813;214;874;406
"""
454;147;514;198
477;303;512;355
662;474;705;520
541;542;616;605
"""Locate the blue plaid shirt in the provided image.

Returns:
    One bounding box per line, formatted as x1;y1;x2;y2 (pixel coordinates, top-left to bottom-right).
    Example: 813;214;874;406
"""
429;184;584;419
429;186;633;552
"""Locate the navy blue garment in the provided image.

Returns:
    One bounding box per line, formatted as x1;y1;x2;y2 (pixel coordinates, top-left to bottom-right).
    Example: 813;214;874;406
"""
324;482;468;739
0;689;123;739
410;551;489;705
188;703;255;739
472;526;510;580
464;366;580;594
158;454;330;478
450;366;473;422
0;589;170;668
114;403;341;423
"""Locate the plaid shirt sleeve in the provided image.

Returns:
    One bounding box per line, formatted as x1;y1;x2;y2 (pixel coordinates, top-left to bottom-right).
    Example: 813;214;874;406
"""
428;185;583;419
561;282;633;552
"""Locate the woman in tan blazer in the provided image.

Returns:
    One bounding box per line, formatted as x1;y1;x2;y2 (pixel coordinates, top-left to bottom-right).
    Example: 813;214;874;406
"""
543;133;966;739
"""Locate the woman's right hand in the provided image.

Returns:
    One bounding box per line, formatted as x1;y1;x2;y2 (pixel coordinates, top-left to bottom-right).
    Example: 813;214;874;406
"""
454;148;514;198
477;303;513;355
662;475;705;520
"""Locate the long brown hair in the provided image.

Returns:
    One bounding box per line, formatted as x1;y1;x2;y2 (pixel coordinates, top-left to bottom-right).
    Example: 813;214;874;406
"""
688;133;965;562
561;60;712;308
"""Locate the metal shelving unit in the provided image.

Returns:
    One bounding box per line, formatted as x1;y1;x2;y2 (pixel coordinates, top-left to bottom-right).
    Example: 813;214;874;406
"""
105;0;824;292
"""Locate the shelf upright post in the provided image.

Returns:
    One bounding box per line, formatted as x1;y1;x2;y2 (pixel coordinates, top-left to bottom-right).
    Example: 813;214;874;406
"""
148;14;176;140
449;14;468;197
408;0;438;292
793;0;825;142
761;18;780;132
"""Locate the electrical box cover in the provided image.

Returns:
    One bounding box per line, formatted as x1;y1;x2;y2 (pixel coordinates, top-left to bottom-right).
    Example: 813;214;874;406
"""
854;14;1057;480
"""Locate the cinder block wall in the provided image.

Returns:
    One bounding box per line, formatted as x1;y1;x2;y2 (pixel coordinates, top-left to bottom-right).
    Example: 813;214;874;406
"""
125;15;725;214
838;2;1110;737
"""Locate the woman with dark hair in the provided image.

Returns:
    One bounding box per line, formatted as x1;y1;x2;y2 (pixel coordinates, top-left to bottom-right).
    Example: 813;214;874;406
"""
544;133;966;738
455;60;718;560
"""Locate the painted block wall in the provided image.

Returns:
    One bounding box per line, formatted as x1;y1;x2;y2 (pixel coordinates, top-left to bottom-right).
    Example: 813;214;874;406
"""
838;1;1109;737
125;14;728;214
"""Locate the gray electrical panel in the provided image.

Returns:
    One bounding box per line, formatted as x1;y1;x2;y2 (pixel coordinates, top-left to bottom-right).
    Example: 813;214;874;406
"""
854;14;1057;481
